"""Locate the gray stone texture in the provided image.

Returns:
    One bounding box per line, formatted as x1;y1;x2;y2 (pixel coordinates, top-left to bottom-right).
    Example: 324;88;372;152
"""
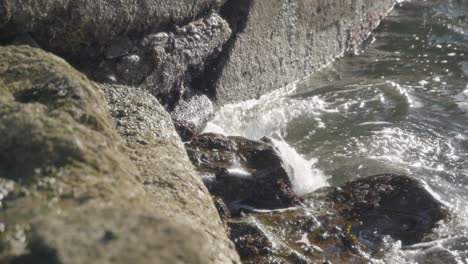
213;0;397;104
102;84;240;264
0;0;226;58
0;46;240;263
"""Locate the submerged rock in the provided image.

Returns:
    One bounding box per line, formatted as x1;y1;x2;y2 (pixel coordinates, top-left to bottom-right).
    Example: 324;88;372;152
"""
225;174;448;263
186;133;300;210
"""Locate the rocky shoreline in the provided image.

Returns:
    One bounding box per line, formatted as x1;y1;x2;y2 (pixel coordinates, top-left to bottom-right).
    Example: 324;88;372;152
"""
0;0;448;263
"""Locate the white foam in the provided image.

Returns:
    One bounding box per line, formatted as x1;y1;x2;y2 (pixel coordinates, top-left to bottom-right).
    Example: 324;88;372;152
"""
204;83;329;195
269;137;329;195
357;121;393;126
204;82;329;139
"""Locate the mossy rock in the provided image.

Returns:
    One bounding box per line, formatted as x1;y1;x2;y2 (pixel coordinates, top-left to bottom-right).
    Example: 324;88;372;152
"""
0;45;152;259
0;46;240;263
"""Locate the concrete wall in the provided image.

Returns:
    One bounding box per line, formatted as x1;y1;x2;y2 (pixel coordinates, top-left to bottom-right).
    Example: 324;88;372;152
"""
212;0;396;104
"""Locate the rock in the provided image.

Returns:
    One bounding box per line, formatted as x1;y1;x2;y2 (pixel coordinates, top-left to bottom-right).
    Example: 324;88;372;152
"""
207;0;397;104
0;45;149;260
105;36;133;59
171;94;214;141
0;0;227;59
138;13;231;109
11;34;39;48
319;174;448;246
226;174;448;263
94;13;230;110
101;85;240;263
14;206;211;264
114;54;153;85
185;133;300;210
0;46;240;263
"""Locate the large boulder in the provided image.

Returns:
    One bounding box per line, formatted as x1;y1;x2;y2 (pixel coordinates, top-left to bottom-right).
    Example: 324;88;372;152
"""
0;45;148;260
0;46;240;263
208;0;397;104
0;0;226;59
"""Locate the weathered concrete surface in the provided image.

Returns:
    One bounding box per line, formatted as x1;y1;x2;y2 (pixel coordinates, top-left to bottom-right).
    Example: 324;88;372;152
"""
212;0;397;104
0;0;226;59
102;84;240;264
0;46;240;263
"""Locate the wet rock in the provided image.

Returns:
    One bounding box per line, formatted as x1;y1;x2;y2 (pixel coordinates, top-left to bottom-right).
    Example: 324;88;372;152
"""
171;94;214;141
0;0;226;59
319;174;449;246
186;133;300;210
14;207;211;264
226;174;448;263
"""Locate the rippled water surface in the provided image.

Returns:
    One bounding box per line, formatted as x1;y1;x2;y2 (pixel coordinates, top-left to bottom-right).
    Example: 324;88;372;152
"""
206;0;468;262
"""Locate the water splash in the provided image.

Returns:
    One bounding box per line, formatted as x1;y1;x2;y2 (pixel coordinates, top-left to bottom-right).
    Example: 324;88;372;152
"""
269;137;329;195
204;83;330;194
204;83;329;139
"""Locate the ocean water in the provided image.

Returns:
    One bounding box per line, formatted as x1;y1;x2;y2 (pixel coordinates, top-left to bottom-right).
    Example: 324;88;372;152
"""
205;0;468;263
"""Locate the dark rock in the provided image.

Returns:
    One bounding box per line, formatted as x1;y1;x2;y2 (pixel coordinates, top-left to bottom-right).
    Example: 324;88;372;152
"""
320;174;449;246
186;133;300;210
226;174;448;263
105;36;133;59
11;34;39;48
207;0;397;104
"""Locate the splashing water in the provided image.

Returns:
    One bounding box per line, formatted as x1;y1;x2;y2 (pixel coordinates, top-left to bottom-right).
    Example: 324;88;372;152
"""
204;83;330;194
206;0;468;262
